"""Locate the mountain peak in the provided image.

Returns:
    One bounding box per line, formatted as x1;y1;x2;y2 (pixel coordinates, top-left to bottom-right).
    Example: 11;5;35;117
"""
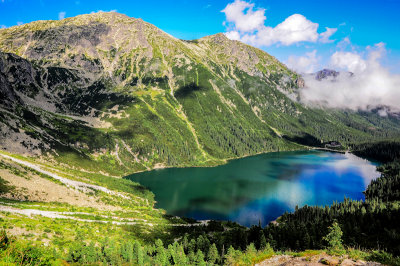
315;69;339;80
199;33;229;44
0;11;145;34
66;11;134;24
311;68;354;81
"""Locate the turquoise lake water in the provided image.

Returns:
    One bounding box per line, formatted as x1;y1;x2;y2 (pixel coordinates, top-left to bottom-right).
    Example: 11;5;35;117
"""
126;150;380;226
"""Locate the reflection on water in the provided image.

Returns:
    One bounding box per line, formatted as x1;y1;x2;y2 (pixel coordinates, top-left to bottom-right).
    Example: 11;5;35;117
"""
126;151;380;226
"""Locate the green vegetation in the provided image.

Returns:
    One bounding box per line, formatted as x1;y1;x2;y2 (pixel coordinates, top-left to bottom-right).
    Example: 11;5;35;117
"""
1;222;398;265
0;230;61;265
323;222;344;254
0;12;400;265
0;177;13;194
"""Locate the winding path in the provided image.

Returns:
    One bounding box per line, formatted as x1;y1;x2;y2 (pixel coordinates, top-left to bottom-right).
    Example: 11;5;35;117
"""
0;153;129;199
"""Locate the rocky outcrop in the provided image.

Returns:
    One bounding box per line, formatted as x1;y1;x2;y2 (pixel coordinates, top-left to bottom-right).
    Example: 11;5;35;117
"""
257;254;382;266
295;77;305;88
315;69;339;80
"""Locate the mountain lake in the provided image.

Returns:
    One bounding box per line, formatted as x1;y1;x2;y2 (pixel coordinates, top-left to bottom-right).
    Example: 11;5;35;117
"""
126;150;380;227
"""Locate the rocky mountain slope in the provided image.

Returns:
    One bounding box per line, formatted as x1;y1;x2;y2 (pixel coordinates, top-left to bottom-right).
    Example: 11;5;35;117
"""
0;12;399;175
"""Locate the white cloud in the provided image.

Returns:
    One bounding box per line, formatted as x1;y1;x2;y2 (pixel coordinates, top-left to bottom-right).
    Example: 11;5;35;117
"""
58;11;66;20
252;14;320;46
319;27;337;43
17;22;23;26
225;30;241;40
222;0;336;47
330;51;367;73
287;50;319;73
90;9;117;14
221;0;266;32
271;14;319;45
300;44;400;112
0;25;6;29
336;37;351;50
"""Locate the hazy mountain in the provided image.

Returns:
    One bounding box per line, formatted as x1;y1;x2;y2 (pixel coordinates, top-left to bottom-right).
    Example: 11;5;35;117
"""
303;68;353;81
314;69;340;80
0;12;399;175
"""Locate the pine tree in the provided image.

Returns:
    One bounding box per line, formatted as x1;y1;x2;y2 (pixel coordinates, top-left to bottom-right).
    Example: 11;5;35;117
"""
323;222;344;253
85;242;99;263
182;233;189;252
207;243;219;264
224;246;236;266
187;251;196;265
175;244;188;265
121;241;133;262
302;232;311;248
133;240;144;265
155;239;167;265
167;244;176;264
259;231;267;249
195;250;206;266
188;239;196;253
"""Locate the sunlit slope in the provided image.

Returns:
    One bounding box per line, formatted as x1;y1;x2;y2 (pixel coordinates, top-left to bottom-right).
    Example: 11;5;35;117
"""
0;12;399;175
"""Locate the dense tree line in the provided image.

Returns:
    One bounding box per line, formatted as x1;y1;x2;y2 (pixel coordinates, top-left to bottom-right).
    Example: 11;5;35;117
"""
1;228;275;265
351;140;400;162
366;161;400;202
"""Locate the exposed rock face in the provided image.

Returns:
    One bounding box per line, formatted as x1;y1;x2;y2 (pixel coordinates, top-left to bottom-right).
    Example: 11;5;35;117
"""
315;69;339;80
0;12;294;86
257;254;382;266
307;68;353;82
295;77;305;88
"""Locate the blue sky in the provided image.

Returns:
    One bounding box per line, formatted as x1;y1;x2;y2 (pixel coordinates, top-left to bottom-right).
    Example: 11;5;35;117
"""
0;0;399;73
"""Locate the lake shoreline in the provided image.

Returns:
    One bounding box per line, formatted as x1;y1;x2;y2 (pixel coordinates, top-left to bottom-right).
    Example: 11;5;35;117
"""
127;150;378;227
126;146;348;177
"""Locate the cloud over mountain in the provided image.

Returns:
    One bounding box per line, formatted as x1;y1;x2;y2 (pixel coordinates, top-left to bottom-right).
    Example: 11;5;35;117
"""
222;0;336;46
287;50;319;73
300;44;400;112
58;11;66;20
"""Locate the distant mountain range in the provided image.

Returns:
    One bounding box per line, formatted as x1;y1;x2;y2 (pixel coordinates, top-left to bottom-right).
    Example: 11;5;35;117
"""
0;12;399;175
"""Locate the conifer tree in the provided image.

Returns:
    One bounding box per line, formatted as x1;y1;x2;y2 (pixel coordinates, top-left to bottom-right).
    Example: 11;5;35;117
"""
208;243;219;264
155;239;167;265
133;240;144;265
323;222;344;253
259;231;267;249
195;249;206;265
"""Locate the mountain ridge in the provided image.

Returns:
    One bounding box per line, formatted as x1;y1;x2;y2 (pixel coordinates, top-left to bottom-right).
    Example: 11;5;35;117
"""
0;12;399;175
